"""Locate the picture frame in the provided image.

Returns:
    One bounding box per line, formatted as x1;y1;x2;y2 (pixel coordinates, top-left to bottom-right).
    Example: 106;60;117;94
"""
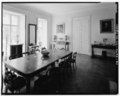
57;23;65;33
100;19;114;33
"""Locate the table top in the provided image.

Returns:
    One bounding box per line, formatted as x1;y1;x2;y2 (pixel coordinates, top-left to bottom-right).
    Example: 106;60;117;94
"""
92;44;116;49
5;49;72;77
29;45;39;48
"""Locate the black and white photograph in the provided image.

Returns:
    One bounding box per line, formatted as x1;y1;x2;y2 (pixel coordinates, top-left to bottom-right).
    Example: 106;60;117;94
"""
57;24;65;33
100;19;114;33
1;1;118;95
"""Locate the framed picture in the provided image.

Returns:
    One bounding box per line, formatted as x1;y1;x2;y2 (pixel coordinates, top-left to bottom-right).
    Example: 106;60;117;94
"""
57;24;65;33
100;19;114;33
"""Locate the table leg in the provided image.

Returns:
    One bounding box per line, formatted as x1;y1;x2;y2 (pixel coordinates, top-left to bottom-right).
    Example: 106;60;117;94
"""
92;46;94;57
26;78;31;94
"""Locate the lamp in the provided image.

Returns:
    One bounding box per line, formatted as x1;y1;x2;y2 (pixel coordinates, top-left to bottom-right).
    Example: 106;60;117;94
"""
65;35;68;42
103;38;108;45
53;35;57;42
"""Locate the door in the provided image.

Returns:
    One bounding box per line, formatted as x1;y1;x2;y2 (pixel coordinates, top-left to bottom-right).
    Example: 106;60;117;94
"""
72;16;90;55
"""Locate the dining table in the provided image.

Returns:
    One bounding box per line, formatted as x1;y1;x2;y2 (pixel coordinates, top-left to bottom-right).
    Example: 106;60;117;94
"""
5;49;72;94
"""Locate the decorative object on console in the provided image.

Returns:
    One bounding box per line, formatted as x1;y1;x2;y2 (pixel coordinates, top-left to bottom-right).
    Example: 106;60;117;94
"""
29;43;34;46
103;38;108;45
65;35;68;42
53;35;57;42
39;42;42;47
100;19;114;33
17;34;19;44
94;41;97;44
41;48;49;58
57;23;65;33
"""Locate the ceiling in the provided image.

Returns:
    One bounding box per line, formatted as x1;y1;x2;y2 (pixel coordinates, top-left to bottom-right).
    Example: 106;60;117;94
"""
4;3;115;16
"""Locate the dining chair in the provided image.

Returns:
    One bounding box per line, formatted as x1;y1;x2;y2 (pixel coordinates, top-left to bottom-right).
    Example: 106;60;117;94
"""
8;57;18;75
4;57;26;94
34;60;63;94
71;52;77;70
48;65;61;93
22;52;29;56
28;46;35;54
64;53;73;73
58;59;65;73
27;45;41;55
34;64;59;94
3;70;26;94
34;73;51;94
57;59;66;86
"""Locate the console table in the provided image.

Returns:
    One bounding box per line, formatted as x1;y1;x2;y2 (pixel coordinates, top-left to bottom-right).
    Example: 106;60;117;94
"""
91;44;116;57
51;41;70;51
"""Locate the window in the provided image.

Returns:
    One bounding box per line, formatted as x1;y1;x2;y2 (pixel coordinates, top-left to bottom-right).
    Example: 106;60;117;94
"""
37;18;47;48
3;10;25;60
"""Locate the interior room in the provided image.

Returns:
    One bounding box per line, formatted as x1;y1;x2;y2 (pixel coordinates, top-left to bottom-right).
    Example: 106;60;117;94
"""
1;2;118;95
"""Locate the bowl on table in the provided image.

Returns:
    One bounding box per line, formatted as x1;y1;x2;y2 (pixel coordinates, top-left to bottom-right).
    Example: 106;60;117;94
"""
41;50;50;58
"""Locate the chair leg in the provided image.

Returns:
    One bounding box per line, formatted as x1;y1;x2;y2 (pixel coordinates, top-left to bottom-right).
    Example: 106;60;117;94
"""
70;64;72;73
5;87;8;94
73;63;75;71
75;62;77;70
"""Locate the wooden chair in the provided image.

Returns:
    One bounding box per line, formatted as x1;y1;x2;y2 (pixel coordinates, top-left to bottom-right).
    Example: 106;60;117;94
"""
70;52;77;70
34;64;60;94
64;53;73;73
57;59;67;86
34;65;52;92
22;52;29;56
4;70;26;94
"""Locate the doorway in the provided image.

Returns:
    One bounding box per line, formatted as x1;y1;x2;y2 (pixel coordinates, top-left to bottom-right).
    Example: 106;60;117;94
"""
72;16;91;55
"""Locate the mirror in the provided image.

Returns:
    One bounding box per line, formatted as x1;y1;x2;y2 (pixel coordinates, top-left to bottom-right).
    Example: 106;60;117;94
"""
28;24;37;45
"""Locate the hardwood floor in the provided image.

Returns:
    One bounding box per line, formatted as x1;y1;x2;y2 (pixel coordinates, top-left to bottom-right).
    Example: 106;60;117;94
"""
32;54;118;94
2;54;118;94
57;54;118;94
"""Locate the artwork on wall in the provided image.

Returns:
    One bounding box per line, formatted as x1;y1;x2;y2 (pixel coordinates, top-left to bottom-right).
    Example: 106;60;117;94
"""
100;19;114;33
57;23;65;33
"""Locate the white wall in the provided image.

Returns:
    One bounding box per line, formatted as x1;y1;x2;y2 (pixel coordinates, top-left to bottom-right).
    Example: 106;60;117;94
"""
3;4;53;51
91;7;116;57
52;4;116;57
52;16;72;50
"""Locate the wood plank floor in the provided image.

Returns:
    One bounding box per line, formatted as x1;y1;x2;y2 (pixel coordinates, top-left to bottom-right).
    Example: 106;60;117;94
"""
57;54;118;94
32;54;118;94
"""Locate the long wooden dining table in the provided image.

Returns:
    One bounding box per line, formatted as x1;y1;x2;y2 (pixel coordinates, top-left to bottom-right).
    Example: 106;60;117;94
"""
5;49;72;94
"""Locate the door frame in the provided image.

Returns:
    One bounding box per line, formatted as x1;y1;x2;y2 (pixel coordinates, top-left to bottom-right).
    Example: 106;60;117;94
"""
72;16;91;55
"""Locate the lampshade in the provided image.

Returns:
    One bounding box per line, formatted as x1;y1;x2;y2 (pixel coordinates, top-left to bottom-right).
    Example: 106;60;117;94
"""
65;35;68;41
54;35;57;41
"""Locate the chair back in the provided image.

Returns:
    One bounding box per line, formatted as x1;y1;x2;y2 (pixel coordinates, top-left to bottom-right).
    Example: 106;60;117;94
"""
73;52;77;60
4;71;17;84
65;53;72;62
